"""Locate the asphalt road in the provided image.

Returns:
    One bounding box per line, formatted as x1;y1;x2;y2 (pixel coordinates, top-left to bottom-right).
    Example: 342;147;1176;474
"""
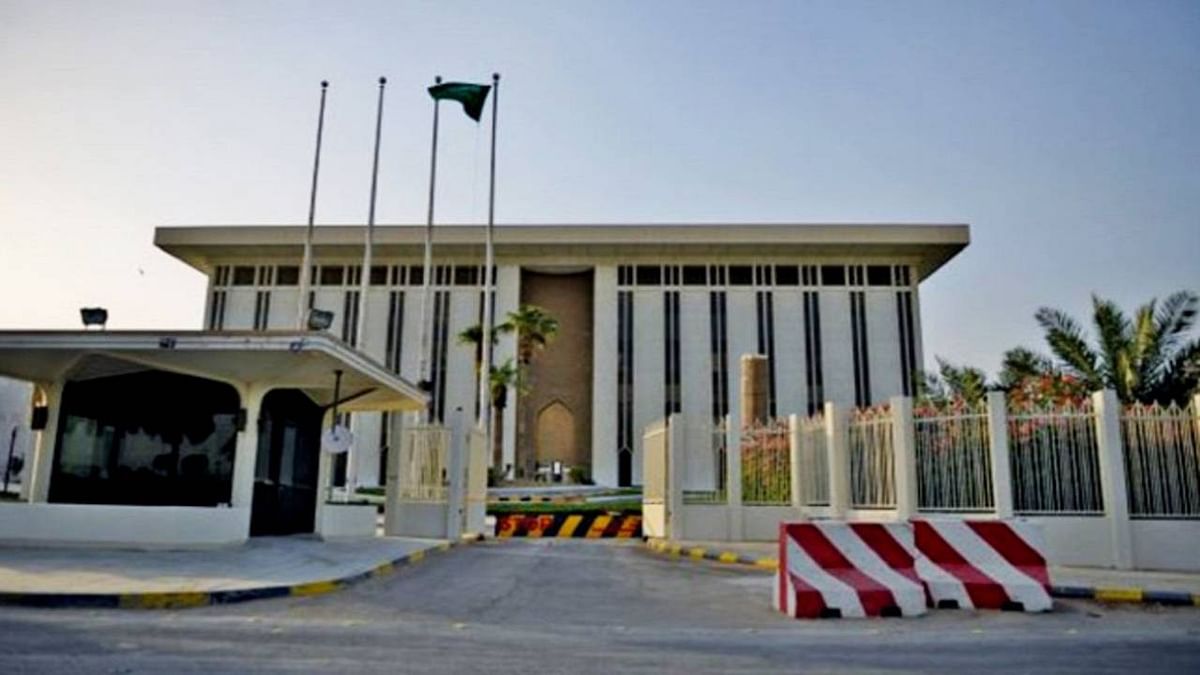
1;539;1199;674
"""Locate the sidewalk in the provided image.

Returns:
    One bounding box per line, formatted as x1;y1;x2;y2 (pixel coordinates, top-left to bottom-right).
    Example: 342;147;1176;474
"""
0;535;454;608
644;539;1200;605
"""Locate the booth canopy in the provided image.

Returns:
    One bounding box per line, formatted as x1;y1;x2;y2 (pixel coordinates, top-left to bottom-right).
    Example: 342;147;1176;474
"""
0;331;427;412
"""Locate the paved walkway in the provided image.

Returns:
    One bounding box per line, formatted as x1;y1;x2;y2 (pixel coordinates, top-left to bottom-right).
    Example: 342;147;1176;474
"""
660;539;1200;595
0;536;445;595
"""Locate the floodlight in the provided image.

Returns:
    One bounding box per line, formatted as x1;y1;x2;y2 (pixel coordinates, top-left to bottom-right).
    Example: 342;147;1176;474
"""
307;308;334;331
80;307;108;329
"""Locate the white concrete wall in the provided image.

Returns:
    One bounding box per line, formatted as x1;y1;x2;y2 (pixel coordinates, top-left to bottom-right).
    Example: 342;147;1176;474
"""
0;376;33;492
591;266;618;486
772;291;807;417
0;503;249;549
818;290;854;406
631;291;665;485
222;288;257;330
317;503;378;540
865;291;902;405
1130;520;1200;572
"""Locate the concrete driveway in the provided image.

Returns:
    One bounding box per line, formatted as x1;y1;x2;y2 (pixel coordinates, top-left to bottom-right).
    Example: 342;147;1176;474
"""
1;539;1198;673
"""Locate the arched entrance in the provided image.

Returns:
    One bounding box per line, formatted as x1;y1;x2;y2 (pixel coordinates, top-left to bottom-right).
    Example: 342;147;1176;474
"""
535;401;576;467
250;389;323;536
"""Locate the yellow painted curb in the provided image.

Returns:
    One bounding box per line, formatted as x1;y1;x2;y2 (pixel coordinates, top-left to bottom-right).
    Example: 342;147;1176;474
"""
688;547;707;560
120;592;209;609
718;551;740;564
754;557;779;570
1193;594;1200;607
291;580;341;597
437;542;452;552
408;550;425;563
668;544;683;556
1095;587;1144;603
373;562;395;576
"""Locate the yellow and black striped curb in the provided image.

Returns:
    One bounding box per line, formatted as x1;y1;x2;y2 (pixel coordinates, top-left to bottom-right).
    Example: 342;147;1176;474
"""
492;495;583;504
0;540;464;610
495;513;641;538
644;538;779;570
643;539;1200;608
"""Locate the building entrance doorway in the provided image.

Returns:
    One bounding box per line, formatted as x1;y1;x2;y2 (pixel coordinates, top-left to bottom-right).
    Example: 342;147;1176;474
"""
250;389;322;536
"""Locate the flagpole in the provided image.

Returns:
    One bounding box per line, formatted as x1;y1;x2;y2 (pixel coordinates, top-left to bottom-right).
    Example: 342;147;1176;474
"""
478;73;499;469
417;76;442;420
349;75;386;497
296;80;329;330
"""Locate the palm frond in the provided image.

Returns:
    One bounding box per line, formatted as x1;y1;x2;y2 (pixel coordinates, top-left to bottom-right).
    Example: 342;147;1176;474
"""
1035;306;1101;386
1090;295;1131;387
998;346;1054;389
1155;290;1199;355
1149;338;1200;405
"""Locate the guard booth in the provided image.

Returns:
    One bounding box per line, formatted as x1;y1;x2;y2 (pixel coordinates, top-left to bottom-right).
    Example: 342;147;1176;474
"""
0;330;428;548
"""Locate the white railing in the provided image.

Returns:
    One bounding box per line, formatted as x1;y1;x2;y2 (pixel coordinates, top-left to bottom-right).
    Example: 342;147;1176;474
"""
742;420;791;506
849;405;895;509
682;418;728;505
1121;401;1200;518
798;413;830;506
397;424;450;502
915;402;994;512
1009;401;1104;515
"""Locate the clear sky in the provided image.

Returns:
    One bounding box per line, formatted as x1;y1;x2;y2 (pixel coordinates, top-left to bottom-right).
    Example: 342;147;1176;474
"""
1;0;1197;377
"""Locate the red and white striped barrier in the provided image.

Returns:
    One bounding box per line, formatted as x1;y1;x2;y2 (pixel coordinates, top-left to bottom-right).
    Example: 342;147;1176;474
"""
913;519;1052;612
776;522;928;619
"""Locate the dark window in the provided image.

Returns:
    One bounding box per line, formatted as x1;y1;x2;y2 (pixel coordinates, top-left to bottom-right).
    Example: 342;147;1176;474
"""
682;266;706;286
370;266;389;285
454;266;479;286
276;266;299;286
408;266;424;285
232;266;256;286
820;265;845;286
635;265;661;286
775;265;800;286
728;265;753;286
49;370;239;507
319;267;344;286
867;265;891;286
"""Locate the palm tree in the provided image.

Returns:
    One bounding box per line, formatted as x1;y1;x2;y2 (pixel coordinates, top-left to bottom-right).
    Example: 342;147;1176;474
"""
487;358;520;471
1033;291;1200;403
457;322;513;374
918;358;990;405
504;304;560;478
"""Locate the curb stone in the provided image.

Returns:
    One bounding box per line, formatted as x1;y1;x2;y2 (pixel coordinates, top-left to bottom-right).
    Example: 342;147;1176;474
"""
0;539;467;610
642;538;1200;608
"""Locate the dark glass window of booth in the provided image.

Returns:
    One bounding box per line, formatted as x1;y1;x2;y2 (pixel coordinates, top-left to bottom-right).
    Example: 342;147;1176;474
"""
48;370;239;507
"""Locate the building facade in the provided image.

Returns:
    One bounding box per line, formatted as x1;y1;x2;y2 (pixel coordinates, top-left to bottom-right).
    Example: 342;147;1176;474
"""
157;223;969;488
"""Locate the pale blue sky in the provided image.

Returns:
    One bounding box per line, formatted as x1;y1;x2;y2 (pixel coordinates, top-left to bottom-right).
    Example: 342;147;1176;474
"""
1;0;1197;377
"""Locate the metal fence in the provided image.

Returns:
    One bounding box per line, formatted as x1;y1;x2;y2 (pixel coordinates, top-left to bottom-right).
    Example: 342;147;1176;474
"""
1009;401;1104;515
849;406;895;509
742;420;791;506
798;414;830;506
682;418;728;505
1121;402;1200;518
397;424;450;502
915;402;994;512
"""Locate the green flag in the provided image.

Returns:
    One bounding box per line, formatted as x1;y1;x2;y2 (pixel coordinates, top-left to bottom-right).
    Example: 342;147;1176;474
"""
428;82;492;122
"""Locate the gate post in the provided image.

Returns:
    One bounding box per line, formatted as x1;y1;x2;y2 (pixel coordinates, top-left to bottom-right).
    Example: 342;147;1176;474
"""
825;402;850;519
891;396;918;520
667;414;686;541
788;414;804;513
1092;389;1133;570
986;391;1014;519
445;407;467;541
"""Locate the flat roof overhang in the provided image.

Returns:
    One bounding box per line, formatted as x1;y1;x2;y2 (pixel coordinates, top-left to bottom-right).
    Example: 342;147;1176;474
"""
0;331;427;412
155;223;970;281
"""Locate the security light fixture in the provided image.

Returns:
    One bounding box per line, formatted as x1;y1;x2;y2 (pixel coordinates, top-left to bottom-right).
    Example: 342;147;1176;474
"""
307;308;334;331
80;307;108;330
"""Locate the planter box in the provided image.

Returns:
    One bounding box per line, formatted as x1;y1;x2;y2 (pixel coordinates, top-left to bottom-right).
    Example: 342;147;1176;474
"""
317;503;378;540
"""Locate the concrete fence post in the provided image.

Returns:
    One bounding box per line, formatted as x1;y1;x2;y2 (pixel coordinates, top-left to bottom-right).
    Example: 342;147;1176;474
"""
985;391;1014;519
825;402;850;519
726;410;743;540
891;396;919;520
446;407;467;541
788;413;804;513
667;414;686;541
1092;389;1133;570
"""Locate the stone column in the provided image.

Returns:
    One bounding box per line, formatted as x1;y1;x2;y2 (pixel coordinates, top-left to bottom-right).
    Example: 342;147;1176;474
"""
825;401;850;519
740;354;769;427
985;391;1014;519
1092;389;1133;569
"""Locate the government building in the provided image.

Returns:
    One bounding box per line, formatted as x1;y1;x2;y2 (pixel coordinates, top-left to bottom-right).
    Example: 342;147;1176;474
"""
156;223;968;488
